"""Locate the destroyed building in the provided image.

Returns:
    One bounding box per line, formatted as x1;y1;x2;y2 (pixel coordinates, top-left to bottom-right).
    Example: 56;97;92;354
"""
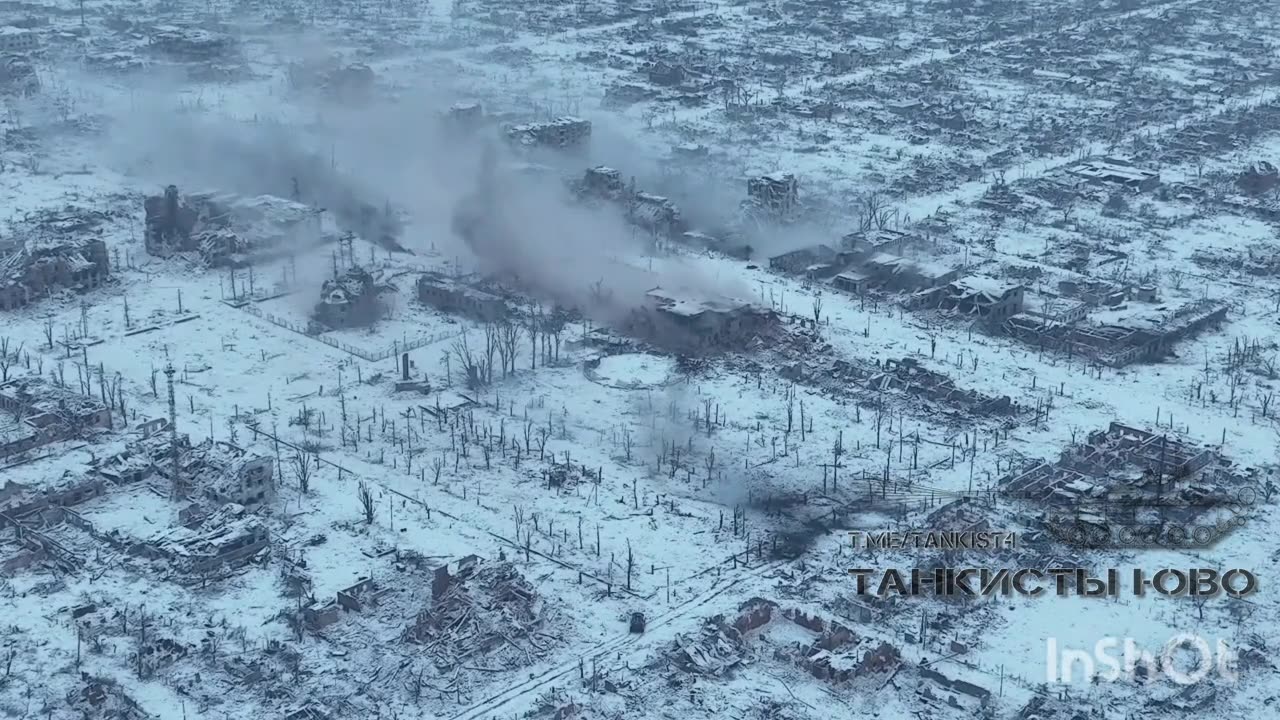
0;53;39;95
0;26;37;54
860;252;961;292
927;276;1026;322
769;244;856;278
579;165;626;200
1065;157;1161;192
867;358;1013;414
1004;298;1228;367
313;266;383;329
416;272;509;322
629;191;686;237
0;235;109;310
1001;422;1245;546
0;377;113;457
144;503;270;574
503;116;591;150
746;173;798;216
445;101;484;129
65;677;155;720
176;438;275;510
628;287;777;353
143;185;323;267
147;26;239;62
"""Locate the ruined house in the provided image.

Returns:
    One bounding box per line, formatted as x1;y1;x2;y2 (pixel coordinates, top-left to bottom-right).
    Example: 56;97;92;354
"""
1065;157;1161;192
861;252;960;292
1004;299;1228;367
0;53;39;95
313;266;383;328
177;439;275;509
769;244;856;278
147;26;239;62
0;475;105;526
629;192;686;237
646;60;686;86
145;504;270;574
628;287;777;353
580;166;625;200
930;276;1026;322
746;173;798;216
416;272;509;322
1236;161;1279;195
0;377;113;457
143;185;323;267
0;236;110;310
504;116;591;150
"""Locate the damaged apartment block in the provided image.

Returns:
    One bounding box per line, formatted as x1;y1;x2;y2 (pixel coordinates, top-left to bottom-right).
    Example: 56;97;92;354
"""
746;173;799;218
0;208;111;311
503;116;591;151
144;184;323;267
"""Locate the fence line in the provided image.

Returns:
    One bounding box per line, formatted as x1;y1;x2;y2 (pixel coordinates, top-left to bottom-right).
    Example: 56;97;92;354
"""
237;302;461;362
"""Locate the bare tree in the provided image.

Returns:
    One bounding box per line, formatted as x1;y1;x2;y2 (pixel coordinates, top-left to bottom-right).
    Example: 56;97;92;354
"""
482;321;499;384
500;320;520;376
357;481;375;524
0;338;20;381
811;292;823;326
292;448;315;495
450;330;485;389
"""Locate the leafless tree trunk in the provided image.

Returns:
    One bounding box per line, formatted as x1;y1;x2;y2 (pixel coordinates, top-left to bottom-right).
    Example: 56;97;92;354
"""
357;481;375;523
292;448;315;494
0;338;20;381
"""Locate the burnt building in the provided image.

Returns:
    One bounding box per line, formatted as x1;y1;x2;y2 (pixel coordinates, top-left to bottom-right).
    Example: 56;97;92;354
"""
629;192;686;237
313;266;383;328
504;116;591;150
417;273;508;322
747;173;798;216
144;185;322;267
629;287;777;352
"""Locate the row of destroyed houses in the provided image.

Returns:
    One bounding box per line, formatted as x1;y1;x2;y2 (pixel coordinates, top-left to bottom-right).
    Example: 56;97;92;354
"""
416;269;779;355
768;225;1228;368
671;596;1004;715
1;409;279;576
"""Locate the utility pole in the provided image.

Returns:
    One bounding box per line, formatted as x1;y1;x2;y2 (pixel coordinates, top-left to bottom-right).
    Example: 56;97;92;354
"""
166;362;182;499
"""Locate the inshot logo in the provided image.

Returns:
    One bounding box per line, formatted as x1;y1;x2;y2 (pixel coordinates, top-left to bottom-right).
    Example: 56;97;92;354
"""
1046;635;1238;685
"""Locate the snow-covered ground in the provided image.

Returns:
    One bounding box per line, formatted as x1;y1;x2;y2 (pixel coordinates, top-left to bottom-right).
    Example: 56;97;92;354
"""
2;0;1279;719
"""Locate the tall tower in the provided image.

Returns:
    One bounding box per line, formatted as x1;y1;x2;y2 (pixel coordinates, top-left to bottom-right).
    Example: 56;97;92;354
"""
165;362;181;499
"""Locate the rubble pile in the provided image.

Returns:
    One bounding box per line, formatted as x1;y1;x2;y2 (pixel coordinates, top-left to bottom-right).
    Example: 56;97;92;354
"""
402;562;549;669
671;616;750;677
